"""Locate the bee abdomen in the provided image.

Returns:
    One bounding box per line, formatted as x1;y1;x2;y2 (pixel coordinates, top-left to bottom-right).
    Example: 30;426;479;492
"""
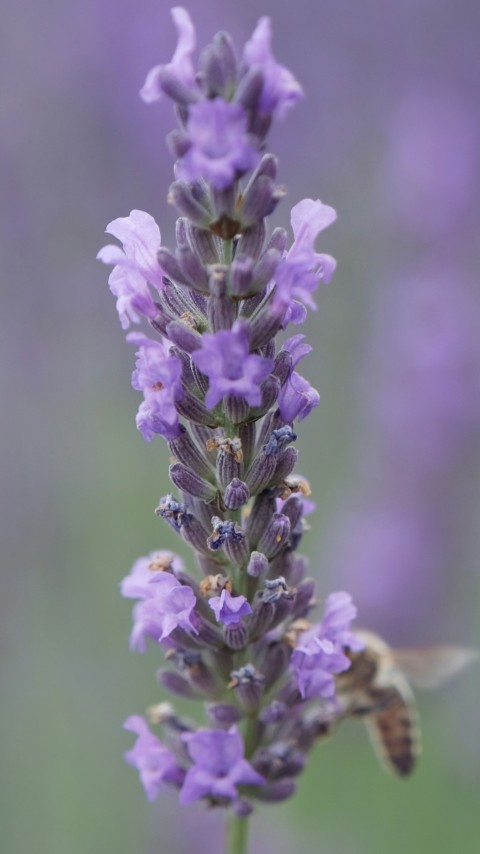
368;694;420;777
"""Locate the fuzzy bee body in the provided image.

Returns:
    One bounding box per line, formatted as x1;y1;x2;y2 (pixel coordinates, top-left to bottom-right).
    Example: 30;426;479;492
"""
335;630;421;777
335;630;478;778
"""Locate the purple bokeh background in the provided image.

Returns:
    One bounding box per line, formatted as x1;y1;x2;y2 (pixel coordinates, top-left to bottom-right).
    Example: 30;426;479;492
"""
2;1;479;852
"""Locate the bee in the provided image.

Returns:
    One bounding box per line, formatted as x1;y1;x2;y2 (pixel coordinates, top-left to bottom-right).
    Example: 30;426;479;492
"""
335;630;478;777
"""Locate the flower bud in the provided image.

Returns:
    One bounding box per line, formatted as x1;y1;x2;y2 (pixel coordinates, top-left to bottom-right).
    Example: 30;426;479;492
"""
175;388;223;427
291;578;316;618
224;478;250;510
250;302;284;350
166;320;203;354
169;183;213;228
254;744;305;780
213;180;239;218
248;153;278;183
234;220;267;263
229;664;265;712
259;700;288;725
157;246;190;286
247;550;269;578
249;376;281;420
233;63;263;107
206;703;242;727
200;31;237;98
246;493;276;547
233;800;254;817
207;266;237;330
257;514;291;559
166;128;191;159
223;531;250;568
180;515;212;556
177;244;209;291
230;256;255;298
272;350;293;386
279;495;304;540
168;426;214;481
169;649;221;697
195;617;225;650
245;453;277;493
274;447;299;483
242;177;285;229
157;669;199;699
248;598;275;641
169;463;218;502
152;66;197;105
216;447;243;489
224;394;250;425
225;621;248;650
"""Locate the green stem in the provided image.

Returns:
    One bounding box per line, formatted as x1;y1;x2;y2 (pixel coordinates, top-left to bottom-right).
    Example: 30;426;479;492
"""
243;714;258;758
224;237;234;266
227;813;250;854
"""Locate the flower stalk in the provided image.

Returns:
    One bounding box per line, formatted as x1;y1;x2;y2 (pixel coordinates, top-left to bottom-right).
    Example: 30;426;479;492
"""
227;813;249;854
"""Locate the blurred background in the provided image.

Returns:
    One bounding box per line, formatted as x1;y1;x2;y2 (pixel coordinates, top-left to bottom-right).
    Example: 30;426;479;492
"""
1;0;479;851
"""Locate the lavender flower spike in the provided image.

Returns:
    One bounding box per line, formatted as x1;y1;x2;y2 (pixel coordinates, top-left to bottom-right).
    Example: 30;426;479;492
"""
99;7;471;853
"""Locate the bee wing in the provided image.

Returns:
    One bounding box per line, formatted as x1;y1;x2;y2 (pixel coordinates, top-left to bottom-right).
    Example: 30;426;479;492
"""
364;676;421;777
392;646;479;690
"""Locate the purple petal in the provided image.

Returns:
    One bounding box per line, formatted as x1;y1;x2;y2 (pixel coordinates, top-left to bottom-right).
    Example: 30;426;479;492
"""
140;7;197;103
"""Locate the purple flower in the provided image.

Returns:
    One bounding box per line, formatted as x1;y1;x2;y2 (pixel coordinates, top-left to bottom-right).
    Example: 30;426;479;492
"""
124;716;184;801
180;726;265;804
209;589;253;627
278;372;319;423
291;592;361;700
291;637;349;700
97;210;163;328
128;332;183;441
140;7;197;104
320;592;364;650
177;99;259;189
120;551;184;600
278;335;320;423
191;319;273;409
129;572;197;652
273;199;337;315
243;17;304;121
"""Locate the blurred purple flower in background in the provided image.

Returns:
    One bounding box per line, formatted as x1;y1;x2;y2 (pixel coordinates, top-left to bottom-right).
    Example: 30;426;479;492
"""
324;266;480;641
382;90;479;237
